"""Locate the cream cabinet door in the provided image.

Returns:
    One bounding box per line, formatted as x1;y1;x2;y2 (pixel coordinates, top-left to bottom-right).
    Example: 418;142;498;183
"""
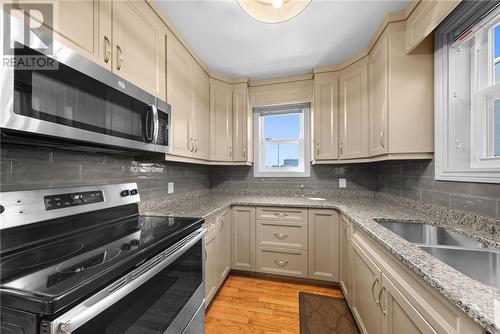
339;214;352;303
210;79;233;161
308;209;339;282
216;210;231;285
352;237;382;334
204;228;218;307
339;58;369;159
231;206;256;271
112;1;165;99
192;63;210;160
313;72;339;160
232;83;249;162
381;273;438;334
54;0;112;70
167;34;194;157
369;30;389;156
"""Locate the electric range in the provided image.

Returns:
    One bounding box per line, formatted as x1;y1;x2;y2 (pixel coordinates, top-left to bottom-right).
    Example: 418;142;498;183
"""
0;183;206;334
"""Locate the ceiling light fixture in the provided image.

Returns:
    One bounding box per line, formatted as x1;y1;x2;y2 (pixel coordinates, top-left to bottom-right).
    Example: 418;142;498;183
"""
236;0;311;24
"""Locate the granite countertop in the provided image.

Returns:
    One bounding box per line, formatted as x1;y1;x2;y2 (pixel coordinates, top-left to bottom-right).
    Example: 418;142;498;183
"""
141;192;500;333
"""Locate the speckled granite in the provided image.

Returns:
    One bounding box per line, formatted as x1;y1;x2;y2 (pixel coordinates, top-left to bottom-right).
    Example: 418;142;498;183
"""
140;191;500;333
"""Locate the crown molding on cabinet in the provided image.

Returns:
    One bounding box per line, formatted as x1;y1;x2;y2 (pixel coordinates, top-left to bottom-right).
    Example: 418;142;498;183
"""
249;74;313;87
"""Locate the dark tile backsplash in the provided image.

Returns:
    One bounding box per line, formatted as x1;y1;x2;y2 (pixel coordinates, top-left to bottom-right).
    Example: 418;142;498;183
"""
376;160;500;219
0;143;210;201
1;144;498;219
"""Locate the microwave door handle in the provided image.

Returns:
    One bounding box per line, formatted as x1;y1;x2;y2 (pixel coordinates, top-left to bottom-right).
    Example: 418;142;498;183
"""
51;227;207;334
152;105;159;144
144;107;153;142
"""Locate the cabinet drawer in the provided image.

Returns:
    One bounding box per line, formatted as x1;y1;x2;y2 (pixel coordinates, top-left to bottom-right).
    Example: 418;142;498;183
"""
256;247;308;278
256;207;307;222
256;220;307;249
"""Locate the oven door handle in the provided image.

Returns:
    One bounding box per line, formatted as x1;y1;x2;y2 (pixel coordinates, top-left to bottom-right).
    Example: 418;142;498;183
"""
50;227;206;334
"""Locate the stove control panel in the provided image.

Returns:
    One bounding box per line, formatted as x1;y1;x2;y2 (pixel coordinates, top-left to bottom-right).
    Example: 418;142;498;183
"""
44;191;104;211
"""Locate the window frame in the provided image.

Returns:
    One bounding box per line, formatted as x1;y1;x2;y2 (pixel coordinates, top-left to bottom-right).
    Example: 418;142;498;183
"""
435;2;500;183
253;103;310;178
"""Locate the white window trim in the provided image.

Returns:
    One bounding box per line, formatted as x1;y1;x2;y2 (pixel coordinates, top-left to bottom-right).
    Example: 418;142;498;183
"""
253;103;310;178
435;3;500;184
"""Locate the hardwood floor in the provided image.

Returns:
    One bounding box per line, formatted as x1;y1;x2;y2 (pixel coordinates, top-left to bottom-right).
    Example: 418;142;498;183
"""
205;274;344;334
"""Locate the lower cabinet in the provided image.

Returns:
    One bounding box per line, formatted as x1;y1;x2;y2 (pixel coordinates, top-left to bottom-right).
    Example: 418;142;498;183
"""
231;206;256;271
352;236;383;334
216;210;231;284
256;247;308;278
308;209;339;281
339;214;353;303
204;224;218;307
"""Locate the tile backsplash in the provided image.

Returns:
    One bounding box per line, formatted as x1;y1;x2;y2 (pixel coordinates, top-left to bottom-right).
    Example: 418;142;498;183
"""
0;143;210;201
1;144;498;219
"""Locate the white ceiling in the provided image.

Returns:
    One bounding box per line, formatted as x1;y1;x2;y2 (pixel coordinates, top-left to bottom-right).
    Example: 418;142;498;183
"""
155;0;410;80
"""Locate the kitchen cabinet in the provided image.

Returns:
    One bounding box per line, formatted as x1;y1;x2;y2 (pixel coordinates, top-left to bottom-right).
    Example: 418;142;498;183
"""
339;214;353;303
112;1;165;99
308;209;339;282
232;83;249;162
368;21;433;158
204;223;218;307
256;247;308;278
352;236;383;334
167;33;193;157
231;206;256;271
210;79;233;161
339;58;369;159
216;210;231;285
381;273;437;334
313;72;339;160
192;63;210;160
405;0;460;54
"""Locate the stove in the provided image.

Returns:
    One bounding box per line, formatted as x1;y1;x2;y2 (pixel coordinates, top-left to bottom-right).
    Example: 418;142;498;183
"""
0;183;206;334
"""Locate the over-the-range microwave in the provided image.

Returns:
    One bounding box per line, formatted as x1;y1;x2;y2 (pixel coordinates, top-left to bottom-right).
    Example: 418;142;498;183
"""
0;13;170;154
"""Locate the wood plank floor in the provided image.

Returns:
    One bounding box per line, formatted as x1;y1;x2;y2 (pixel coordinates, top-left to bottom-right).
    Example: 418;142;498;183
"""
205;274;344;334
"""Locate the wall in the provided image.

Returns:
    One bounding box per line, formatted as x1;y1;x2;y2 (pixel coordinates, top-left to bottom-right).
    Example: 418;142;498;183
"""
210;164;378;193
376;160;500;219
0;143;211;201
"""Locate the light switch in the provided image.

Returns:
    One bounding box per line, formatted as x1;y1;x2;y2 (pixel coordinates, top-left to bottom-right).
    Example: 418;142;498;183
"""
168;182;174;194
339;178;347;188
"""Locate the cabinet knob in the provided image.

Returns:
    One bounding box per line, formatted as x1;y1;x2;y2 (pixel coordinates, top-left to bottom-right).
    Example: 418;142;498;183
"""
274;259;288;267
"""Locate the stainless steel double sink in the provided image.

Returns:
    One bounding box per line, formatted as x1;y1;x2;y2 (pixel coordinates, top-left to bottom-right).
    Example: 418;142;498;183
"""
375;219;500;289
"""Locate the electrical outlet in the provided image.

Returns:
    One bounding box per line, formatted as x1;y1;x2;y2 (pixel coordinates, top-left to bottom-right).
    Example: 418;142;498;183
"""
168;182;174;194
339;178;347;188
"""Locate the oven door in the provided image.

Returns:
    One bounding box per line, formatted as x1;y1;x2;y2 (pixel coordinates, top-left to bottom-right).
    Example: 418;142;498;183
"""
45;228;206;334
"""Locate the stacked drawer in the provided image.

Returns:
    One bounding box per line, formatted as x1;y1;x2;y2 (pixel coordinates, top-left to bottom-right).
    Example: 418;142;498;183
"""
255;207;308;278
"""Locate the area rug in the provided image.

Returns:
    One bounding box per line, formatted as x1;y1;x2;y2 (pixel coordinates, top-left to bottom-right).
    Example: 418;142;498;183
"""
299;292;360;334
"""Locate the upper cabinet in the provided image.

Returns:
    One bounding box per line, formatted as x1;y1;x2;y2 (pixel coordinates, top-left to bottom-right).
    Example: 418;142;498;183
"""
405;0;461;54
369;22;434;158
192;64;211;160
210;79;233;162
339;58;369;160
313;72;339;161
111;1;165;99
232;83;250;162
39;0;165;99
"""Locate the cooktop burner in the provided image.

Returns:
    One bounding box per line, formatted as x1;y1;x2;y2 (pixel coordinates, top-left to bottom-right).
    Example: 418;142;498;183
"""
1;242;84;270
57;248;121;273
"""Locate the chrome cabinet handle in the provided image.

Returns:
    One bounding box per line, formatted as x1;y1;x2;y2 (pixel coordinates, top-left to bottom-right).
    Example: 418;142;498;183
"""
344;224;349;240
371;277;380;305
116;45;123;70
195;140;198;153
379;287;388;315
273;212;288;217
204;249;207;263
190;138;194;152
340;142;344;155
273;233;288;240
229;145;232;158
316;144;320;156
243;146;246;158
220;218;224;232
274;260;288;267
380;130;385;148
103;36;111;63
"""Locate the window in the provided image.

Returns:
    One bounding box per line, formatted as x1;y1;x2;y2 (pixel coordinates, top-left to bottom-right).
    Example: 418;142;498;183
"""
253;103;310;177
435;2;500;183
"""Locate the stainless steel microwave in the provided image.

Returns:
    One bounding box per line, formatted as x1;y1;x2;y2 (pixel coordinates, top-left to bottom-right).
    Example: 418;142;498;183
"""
0;14;170;154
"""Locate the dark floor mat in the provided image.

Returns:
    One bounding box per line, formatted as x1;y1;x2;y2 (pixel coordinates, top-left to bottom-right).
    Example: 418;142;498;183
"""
299;292;360;334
